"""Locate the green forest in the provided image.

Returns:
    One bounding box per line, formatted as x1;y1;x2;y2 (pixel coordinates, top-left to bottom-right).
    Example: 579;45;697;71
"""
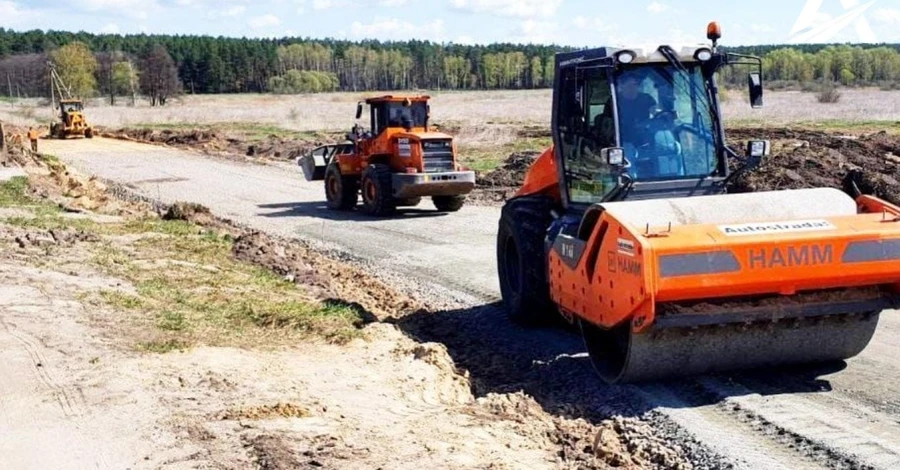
2;28;900;101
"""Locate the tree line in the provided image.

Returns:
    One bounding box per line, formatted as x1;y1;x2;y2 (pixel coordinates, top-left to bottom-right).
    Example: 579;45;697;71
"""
2;28;900;101
0;28;564;99
727;45;900;86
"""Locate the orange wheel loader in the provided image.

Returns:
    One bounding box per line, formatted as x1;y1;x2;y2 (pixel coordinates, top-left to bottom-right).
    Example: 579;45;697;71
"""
497;23;900;384
299;95;475;216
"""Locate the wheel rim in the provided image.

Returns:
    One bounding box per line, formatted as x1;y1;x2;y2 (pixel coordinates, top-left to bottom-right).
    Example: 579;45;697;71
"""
503;235;521;294
365;180;377;202
327;175;339;198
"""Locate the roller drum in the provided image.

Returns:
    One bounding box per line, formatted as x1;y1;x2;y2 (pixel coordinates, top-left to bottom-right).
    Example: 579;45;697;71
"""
581;312;881;384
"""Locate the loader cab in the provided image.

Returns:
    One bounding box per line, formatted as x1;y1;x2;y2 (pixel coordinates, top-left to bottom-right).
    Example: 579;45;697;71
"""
356;96;430;138
552;40;766;208
59;100;84;121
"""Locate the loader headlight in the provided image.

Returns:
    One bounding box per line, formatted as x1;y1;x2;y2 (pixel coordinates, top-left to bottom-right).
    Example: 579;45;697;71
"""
747;140;770;158
615;50;636;64
694;47;713;62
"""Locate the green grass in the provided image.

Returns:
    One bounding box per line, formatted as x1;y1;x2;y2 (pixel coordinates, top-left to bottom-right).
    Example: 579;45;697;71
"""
459;136;551;174
5;214;96;231
0;177;65;219
99;290;144;309
725;118;900;133
0;177;34;207
129;121;325;142
89;220;366;349
157;310;187;331
138;339;190;353
1;162;363;352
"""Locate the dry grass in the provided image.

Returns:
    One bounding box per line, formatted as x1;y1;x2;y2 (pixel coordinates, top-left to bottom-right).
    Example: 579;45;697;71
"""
0;89;552;132
722;87;900;126
3;88;897;134
0;177;366;350
3;87;898;172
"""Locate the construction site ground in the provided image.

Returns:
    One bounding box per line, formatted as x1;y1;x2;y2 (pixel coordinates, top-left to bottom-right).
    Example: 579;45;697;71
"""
4;129;895;470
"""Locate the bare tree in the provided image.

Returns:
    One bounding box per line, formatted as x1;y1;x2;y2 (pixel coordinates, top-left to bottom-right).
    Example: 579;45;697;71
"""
0;54;49;98
139;44;181;106
97;51;122;105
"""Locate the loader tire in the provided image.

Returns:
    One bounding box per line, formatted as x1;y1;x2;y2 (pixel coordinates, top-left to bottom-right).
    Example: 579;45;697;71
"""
432;195;465;212
325;163;358;211
360;164;396;216
85;128;93;139
497;195;555;326
396;197;422;207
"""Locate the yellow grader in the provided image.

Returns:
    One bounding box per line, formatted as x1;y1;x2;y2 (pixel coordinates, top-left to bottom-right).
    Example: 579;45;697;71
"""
48;63;94;139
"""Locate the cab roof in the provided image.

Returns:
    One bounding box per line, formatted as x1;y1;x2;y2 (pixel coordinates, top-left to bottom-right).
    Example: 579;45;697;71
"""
364;95;430;104
555;44;712;67
60;99;83;104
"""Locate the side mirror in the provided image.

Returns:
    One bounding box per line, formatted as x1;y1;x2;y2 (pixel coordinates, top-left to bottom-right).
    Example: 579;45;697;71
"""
746;140;770;158
602;147;626;166
355;102;363;120
748;72;763;108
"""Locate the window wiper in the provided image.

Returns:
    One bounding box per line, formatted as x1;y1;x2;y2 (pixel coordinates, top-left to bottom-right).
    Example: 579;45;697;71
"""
657;45;722;171
605;173;635;202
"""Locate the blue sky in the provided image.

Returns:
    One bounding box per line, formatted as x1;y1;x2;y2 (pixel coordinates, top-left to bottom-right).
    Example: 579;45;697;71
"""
2;0;900;46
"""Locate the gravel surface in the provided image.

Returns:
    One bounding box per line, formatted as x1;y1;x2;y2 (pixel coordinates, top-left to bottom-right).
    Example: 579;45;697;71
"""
42;137;900;470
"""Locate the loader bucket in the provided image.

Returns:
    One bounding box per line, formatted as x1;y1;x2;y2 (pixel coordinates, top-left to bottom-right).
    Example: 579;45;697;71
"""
553;188;900;383
299;152;328;181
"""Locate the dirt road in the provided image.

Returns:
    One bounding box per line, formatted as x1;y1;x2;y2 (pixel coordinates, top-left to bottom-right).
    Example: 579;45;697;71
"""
41;137;900;469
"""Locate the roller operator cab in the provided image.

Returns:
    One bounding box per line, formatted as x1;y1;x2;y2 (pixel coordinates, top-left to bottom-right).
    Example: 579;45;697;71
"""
300;95;476;216
498;22;900;384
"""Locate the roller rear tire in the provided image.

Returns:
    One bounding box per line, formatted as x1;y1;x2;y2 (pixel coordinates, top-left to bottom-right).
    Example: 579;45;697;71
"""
496;195;555;325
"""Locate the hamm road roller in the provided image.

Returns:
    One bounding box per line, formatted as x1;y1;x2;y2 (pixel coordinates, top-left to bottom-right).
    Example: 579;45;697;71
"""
497;22;900;383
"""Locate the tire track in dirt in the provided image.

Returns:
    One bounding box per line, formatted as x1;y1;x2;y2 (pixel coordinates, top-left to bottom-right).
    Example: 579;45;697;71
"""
635;382;830;470
0;284;114;470
0;316;85;418
692;374;900;470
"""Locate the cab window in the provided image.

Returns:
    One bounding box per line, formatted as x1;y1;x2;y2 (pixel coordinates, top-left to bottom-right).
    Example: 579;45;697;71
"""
557;67;618;205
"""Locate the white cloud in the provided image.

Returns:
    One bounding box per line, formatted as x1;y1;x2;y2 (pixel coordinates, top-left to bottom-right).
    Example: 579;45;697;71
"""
0;1;42;28
454;35;475;44
379;0;408;5
100;23;121;33
509;19;560;44
249;14;281;28
0;1;24;18
874;8;900;25
312;0;334;9
647;1;669;14
572;16;615;33
750;23;774;33
222;5;246;16
450;0;562;18
81;0;157;18
350;17;445;40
